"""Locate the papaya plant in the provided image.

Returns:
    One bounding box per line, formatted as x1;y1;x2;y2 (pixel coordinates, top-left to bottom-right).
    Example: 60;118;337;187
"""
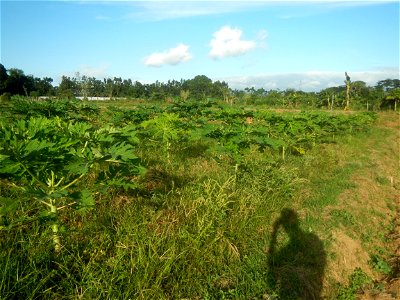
141;112;186;162
0;117;144;253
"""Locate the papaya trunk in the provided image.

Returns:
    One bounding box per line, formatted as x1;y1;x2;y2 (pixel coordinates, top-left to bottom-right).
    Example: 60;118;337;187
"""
50;200;61;254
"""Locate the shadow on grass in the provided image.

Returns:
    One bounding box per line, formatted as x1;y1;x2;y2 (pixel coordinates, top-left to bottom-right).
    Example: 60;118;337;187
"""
267;208;326;300
136;164;194;199
177;141;211;159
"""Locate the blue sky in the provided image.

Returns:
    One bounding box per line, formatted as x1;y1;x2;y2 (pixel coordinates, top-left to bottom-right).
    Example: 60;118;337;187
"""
1;0;399;91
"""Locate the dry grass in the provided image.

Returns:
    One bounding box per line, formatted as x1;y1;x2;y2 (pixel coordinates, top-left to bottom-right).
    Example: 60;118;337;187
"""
313;112;400;298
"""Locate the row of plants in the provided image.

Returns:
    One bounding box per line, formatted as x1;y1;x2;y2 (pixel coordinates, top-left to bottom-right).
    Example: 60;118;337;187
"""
0;98;376;246
0;98;379;299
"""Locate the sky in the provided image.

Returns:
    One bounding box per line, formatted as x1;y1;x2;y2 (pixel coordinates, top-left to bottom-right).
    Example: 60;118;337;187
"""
1;0;399;91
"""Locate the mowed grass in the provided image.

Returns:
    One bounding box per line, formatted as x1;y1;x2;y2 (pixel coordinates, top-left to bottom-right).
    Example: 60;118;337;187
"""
0;105;398;299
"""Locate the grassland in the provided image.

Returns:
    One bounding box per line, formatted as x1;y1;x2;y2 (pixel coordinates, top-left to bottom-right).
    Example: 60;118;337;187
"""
0;98;399;299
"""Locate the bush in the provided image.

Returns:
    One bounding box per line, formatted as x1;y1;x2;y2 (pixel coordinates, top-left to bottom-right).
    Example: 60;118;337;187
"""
0;92;11;102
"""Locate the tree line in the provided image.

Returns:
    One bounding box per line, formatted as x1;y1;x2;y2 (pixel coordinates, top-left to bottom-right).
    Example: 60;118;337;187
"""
0;63;399;110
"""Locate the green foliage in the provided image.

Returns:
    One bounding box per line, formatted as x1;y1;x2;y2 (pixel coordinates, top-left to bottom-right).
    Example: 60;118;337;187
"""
381;88;400;110
107;105;159;125
371;254;392;275
0;116;144;252
1;63;399;109
3;98;100;122
0;98;386;299
141;112;187;160
197;108;376;162
0;92;11;102
370;246;392;275
336;268;372;300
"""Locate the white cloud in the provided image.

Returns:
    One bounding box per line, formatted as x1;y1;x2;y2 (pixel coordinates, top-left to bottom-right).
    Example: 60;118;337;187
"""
257;29;268;41
117;1;394;22
75;0;396;22
209;26;257;59
217;69;400;92
257;29;268;49
125;2;269;22
144;43;192;67
78;64;109;78
55;64;110;85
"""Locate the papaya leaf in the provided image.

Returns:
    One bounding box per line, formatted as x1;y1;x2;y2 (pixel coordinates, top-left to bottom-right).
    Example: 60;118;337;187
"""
106;178;138;191
23;140;54;156
0;161;21;174
74;189;95;211
65;159;89;175
108;142;137;161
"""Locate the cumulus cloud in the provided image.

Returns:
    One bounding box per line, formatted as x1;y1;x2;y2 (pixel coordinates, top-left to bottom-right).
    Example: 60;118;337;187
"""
209;26;257;59
144;43;192;67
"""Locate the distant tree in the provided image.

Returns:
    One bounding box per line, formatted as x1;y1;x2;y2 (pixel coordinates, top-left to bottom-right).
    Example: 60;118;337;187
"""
90;77;105;97
381;88;400;111
34;77;54;96
148;80;165;101
165;79;181;98
0;64;8;94
121;79;133;97
211;80;230;99
283;89;298;107
0;64;55;97
3;68;35;96
350;81;368;109
80;75;92;99
367;87;385;110
265;90;284;107
376;79;400;92
232;89;245;102
184;75;213;100
104;78;115;99
23;75;36;96
133;81;146;98
58;76;77;99
4;68;25;95
113;77;123;98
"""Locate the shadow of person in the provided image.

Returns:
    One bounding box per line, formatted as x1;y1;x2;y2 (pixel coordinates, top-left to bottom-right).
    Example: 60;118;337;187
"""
267;208;326;300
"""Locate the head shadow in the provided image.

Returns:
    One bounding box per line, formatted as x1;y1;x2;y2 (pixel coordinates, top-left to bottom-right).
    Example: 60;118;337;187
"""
267;208;326;300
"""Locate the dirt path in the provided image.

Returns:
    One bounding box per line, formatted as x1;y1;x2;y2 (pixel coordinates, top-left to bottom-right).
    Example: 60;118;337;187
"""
357;113;400;299
319;112;400;299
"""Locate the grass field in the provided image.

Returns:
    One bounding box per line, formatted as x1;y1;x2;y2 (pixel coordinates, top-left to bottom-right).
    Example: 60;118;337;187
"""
0;99;399;299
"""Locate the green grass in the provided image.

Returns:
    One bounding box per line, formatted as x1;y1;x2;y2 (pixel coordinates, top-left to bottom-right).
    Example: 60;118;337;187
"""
0;100;398;299
335;268;373;300
1;157;297;299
